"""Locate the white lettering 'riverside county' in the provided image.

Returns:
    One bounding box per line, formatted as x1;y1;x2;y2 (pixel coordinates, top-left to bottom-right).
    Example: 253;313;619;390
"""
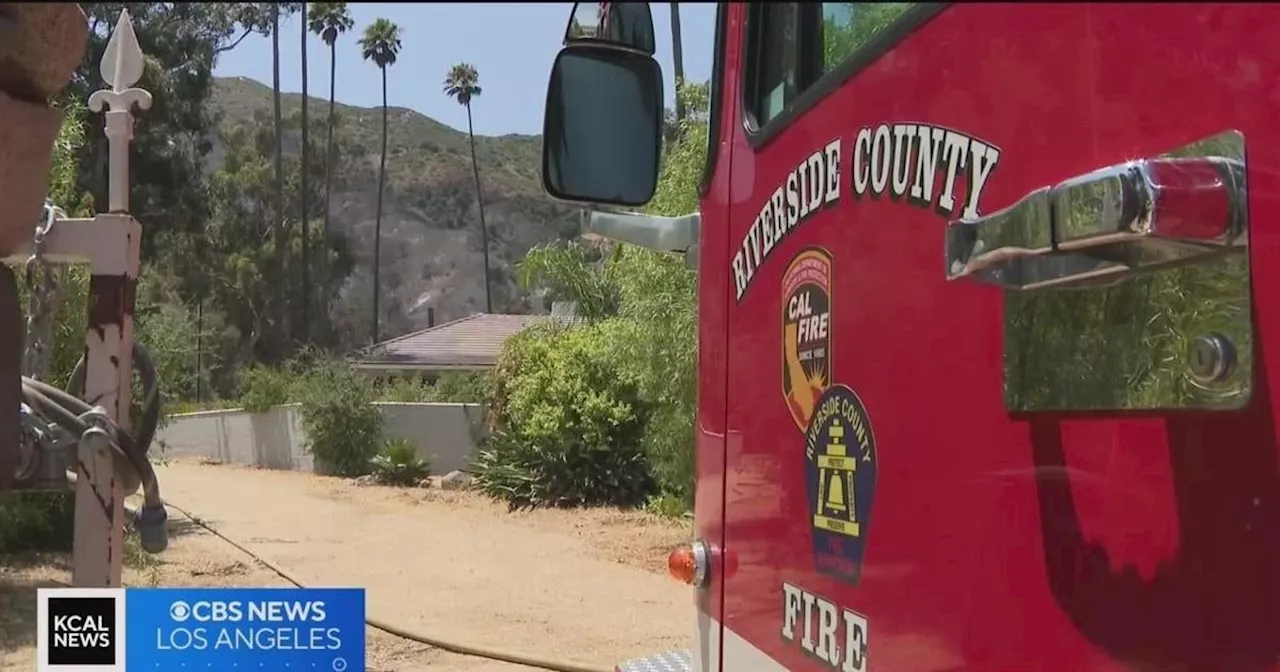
730;123;1000;303
733;139;842;302
851;122;1001;219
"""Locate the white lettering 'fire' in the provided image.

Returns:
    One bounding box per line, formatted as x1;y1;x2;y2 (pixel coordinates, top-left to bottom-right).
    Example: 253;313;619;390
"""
781;582;869;672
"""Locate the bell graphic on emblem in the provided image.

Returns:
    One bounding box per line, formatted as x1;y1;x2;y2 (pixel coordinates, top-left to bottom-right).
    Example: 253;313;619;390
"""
804;385;877;586
813;420;859;536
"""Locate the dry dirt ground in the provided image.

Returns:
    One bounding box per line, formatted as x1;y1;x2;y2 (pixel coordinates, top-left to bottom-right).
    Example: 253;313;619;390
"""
0;460;694;671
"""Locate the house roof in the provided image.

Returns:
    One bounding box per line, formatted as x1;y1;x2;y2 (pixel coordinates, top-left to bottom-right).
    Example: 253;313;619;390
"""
354;313;574;371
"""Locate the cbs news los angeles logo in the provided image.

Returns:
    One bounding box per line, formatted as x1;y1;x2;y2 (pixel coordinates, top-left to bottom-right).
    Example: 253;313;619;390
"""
35;585;366;671
36;588;127;671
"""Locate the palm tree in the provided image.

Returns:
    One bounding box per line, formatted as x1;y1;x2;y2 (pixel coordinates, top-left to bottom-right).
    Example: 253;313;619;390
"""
299;1;310;343
358;18;402;344
308;2;353;323
271;3;287;356
671;3;686;126
443;63;492;314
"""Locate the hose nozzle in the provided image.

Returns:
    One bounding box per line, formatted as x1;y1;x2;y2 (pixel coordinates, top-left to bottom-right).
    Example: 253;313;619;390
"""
133;503;168;554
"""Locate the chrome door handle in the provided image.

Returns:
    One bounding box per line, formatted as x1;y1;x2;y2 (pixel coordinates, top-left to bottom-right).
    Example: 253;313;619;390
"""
945;149;1247;291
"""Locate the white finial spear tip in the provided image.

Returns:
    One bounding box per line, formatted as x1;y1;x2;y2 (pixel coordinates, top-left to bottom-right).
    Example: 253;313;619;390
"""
100;9;145;92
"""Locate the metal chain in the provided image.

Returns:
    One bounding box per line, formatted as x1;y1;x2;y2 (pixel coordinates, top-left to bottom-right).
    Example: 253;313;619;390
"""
22;201;66;381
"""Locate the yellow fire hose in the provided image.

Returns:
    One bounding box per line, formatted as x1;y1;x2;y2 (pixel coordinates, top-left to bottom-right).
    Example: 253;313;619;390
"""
162;501;614;672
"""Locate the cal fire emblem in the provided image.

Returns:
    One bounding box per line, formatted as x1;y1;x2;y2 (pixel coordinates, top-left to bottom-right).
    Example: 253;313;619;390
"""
782;247;833;431
805;384;877;585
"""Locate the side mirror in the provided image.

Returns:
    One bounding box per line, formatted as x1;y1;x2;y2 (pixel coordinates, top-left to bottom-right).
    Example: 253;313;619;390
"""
563;2;655;54
541;46;663;207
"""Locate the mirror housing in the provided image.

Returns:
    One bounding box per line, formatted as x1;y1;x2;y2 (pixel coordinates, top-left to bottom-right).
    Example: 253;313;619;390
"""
563;2;655;54
541;45;663;207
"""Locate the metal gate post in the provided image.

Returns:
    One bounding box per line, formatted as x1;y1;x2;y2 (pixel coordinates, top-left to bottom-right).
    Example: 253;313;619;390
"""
71;10;148;588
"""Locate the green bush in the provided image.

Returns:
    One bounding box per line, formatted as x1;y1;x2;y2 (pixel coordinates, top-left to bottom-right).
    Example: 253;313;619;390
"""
298;361;383;477
377;372;492;404
473;429;653;510
495;247;697;511
0;493;74;553
379;376;434;402
475;321;654;509
238;365;298;413
431;371;492;404
134;296;204;408
370;438;430;486
645;492;691;519
610;252;697;509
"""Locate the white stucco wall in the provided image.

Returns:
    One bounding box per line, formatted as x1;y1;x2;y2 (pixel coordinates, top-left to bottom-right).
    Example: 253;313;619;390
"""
155;402;485;475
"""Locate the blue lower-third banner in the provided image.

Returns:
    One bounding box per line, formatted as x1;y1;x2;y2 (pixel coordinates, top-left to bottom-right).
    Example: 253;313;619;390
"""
125;587;366;671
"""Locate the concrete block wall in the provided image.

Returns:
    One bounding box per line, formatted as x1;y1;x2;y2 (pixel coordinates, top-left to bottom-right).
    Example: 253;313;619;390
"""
155;402;485;475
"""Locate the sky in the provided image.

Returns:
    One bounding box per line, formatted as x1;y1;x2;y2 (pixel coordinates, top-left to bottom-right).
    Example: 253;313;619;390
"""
213;3;717;138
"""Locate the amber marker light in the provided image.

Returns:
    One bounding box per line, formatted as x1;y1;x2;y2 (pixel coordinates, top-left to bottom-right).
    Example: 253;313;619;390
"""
668;539;711;587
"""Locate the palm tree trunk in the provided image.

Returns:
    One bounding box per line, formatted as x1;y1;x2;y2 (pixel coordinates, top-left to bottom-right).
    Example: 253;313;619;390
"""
271;5;286;359
466;103;492;314
300;2;310;344
671;2;686;125
323;42;338;331
372;67;388;344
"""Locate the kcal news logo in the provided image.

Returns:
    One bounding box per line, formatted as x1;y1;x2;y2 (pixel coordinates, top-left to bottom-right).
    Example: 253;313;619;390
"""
37;588;127;671
37;587;365;672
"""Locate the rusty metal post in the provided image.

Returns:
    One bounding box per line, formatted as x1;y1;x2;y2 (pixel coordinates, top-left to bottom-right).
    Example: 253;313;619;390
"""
72;10;148;588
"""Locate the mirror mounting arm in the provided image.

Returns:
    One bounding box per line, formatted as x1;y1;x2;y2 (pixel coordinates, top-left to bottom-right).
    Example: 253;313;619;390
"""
585;209;700;253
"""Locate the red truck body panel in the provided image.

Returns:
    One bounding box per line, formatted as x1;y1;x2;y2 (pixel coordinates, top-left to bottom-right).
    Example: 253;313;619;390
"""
694;3;1280;670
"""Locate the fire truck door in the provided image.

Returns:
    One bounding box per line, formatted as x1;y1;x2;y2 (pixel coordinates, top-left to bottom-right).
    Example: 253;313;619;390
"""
721;3;1277;671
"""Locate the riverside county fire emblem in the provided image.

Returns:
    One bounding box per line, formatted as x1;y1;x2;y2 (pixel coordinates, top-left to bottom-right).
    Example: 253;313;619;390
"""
782;247;833;432
805;384;877;585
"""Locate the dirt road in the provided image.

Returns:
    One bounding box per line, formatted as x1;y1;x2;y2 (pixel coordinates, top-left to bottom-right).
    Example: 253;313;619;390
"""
0;460;694;671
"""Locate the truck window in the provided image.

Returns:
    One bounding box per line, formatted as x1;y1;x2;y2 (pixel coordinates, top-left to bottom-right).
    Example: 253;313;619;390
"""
744;2;941;145
749;3;802;125
697;1;727;197
821;3;914;71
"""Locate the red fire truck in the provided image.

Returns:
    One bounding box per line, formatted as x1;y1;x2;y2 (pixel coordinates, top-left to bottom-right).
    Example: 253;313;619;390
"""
545;2;1275;671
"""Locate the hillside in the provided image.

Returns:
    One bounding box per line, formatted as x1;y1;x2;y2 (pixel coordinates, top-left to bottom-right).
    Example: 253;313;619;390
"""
207;76;580;340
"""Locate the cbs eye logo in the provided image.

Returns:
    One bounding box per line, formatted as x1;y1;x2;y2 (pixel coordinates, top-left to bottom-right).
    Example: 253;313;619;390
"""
169;601;191;622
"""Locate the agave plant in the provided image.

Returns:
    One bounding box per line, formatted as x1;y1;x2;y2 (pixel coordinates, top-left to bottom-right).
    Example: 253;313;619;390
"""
370;438;430;487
